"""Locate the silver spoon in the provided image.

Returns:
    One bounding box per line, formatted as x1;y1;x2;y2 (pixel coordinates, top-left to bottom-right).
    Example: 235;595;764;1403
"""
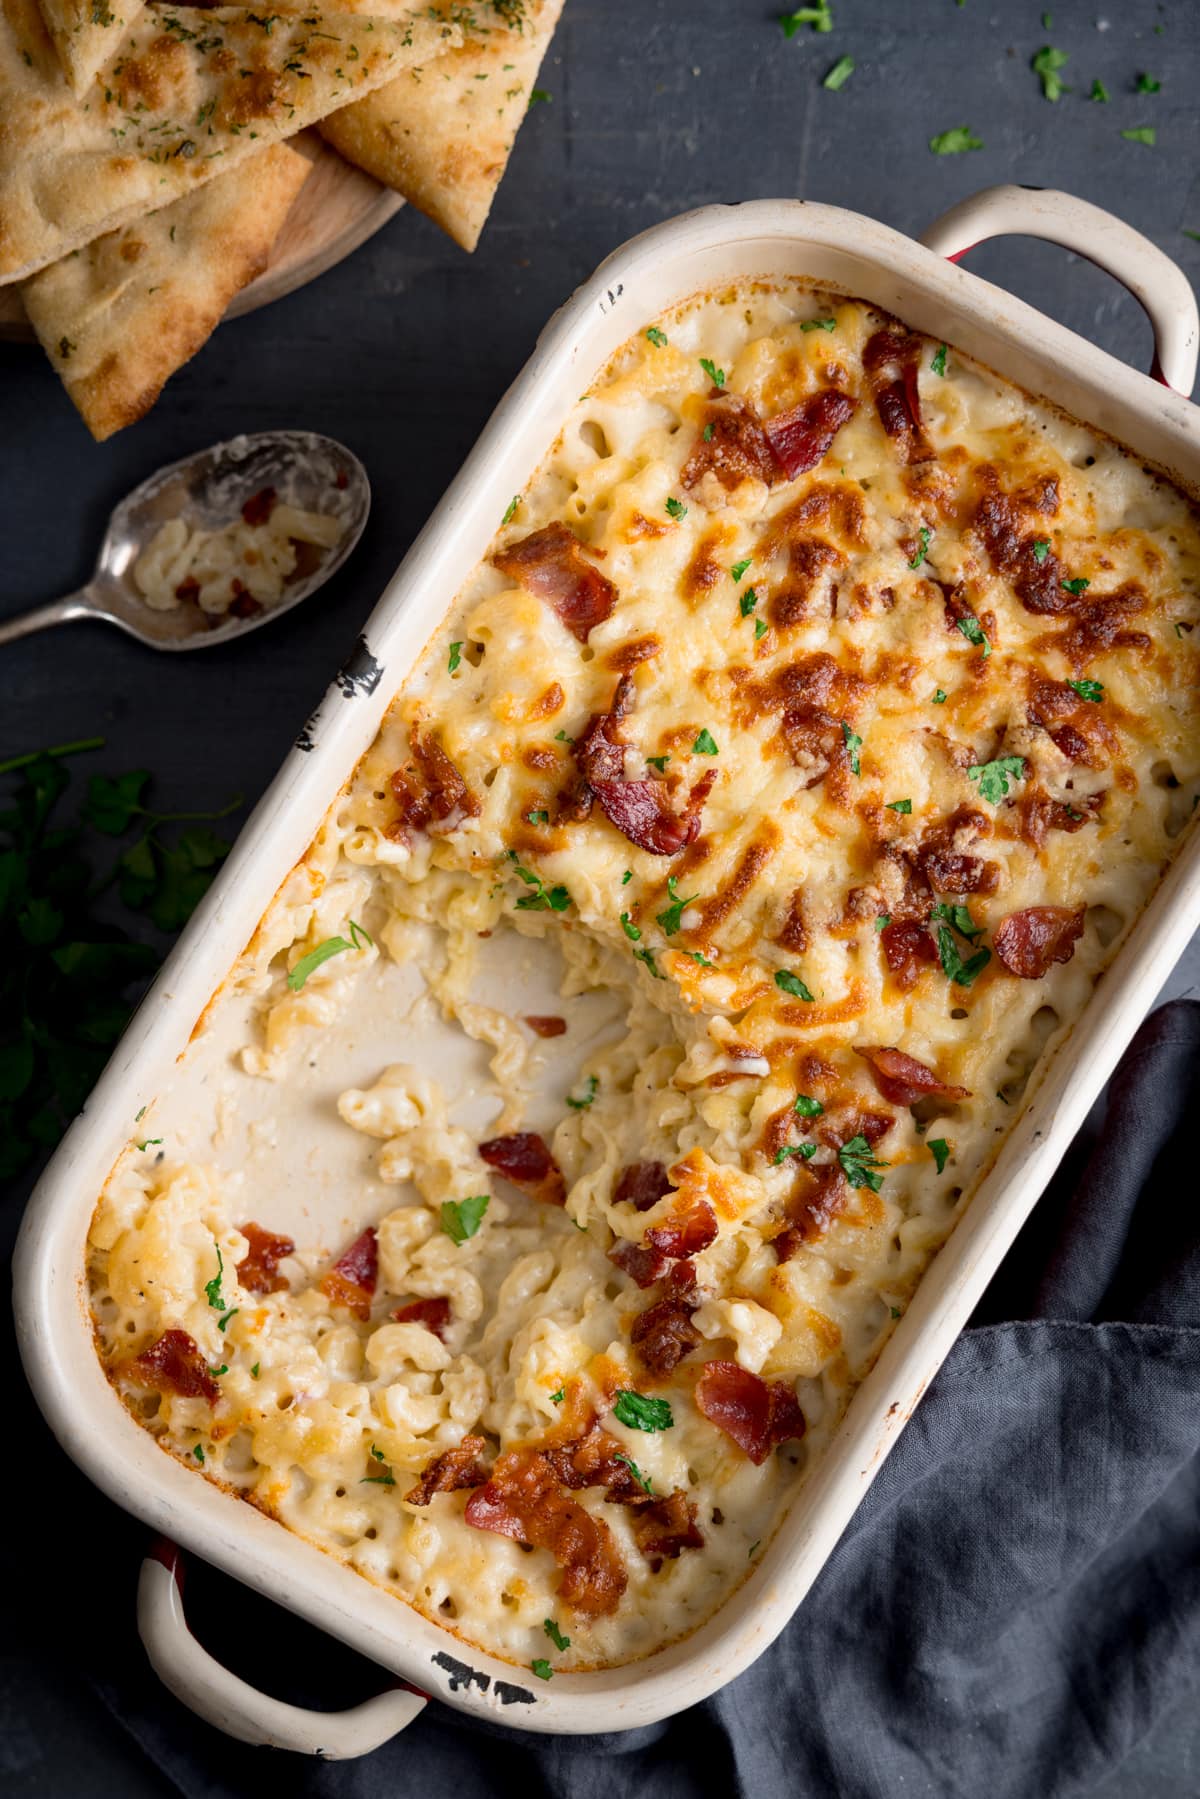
0;430;370;651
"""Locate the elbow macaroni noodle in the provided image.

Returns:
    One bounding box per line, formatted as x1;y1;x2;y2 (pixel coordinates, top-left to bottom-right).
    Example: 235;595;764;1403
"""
90;284;1200;1672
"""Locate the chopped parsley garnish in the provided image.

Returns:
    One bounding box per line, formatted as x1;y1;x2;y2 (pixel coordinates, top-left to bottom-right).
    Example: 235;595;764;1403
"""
1121;127;1156;147
841;722;862;775
136;1138;163;1151
1032;45;1069;101
773;1142;817;1165
217;1308;238;1333
1068;679;1104;702
932;689;948;704
613;1390;674;1432
193;1443;205;1463
731;557;752;582
699;358;726;387
1032;538;1050;563
886;798;912;814
1136;72;1161;93
822;55;854;90
656;874;699;935
448;641;463;673
544;1619;571;1651
508;851;570;912
1090;79;1109;102
890;1306;902;1320
634;945;665;980
528;88;551;107
250;1363;261;1379
955;614;990;657
209;1363;228;1377
645;326;668;348
555;729;575;744
748;1541;760;1558
704;423;715;442
740;587;759;618
566;1075;598;1110
692;728;719;756
204;1242;227;1311
935;924;991;988
440;1194;489;1244
362;1444;396;1486
967;755;1026;804
287;923;371;991
931;901;985;940
665;497;688;521
794;1093;824;1117
754;618;768;640
502;495;520;525
686;948;716;968
620;911;642;941
929;1138;951;1174
838;1134;889;1193
908;526;931;570
876;914;891;931
931;343;948;377
779;2;832;37
646;754;671;772
613;1452;654;1495
930;126;983;155
550;1388;565;1404
1061;576;1090;596
526;809;550;826
775;969;814;1002
531;1659;554;1681
801;317;837;332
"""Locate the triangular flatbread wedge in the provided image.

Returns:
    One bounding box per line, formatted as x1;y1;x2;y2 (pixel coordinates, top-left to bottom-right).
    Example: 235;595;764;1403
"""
0;0;461;284
21;140;311;440
35;0;142;97
319;0;563;252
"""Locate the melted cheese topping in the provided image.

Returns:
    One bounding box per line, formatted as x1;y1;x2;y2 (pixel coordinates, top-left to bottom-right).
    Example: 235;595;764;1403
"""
89;286;1200;1675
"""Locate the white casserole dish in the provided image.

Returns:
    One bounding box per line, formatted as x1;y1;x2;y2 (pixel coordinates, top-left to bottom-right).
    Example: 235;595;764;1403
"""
13;185;1200;1757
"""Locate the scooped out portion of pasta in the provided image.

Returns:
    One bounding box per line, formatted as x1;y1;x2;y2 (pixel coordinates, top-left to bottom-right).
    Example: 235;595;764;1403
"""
89;284;1200;1674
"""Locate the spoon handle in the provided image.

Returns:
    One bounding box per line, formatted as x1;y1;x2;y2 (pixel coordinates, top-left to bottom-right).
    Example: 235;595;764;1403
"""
0;594;97;648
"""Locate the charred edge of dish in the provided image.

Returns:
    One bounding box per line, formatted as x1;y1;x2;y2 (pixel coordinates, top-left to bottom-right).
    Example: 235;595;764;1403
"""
493;1680;537;1706
335;636;384;699
295;709;321;752
431;1652;491;1695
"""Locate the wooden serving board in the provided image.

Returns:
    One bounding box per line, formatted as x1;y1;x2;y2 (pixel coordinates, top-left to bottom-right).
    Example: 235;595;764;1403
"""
0;132;402;343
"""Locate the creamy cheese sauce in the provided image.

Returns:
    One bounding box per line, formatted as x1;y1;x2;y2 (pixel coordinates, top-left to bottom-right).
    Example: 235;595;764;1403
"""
89;285;1200;1674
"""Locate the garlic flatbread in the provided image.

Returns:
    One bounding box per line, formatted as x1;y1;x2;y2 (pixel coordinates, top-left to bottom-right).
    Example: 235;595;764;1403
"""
0;0;460;283
319;0;563;252
35;0;141;97
22;140;311;441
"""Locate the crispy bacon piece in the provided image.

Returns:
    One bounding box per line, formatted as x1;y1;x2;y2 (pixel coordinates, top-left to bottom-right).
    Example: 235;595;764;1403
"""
391;731;480;842
492;521;618;643
993;906;1085;979
614;1161;673;1212
465;1448;628;1615
774;1165;849;1260
478;1132;567;1205
1008;788;1100;849
644;1199;718;1260
236;1222;295;1295
240;485;278;528
974;483;1071;616
608;1237;673;1289
573;677;712;856
320;1226;378;1321
391;1296;452;1341
763;389;858;481
682;389;780;492
631;1294;701;1376
816;1105;893;1152
122;1330;219;1405
629;1489;705;1568
915;807;1000;896
405;1435;491;1506
781;704;846;788
856;1046;971;1108
524;1015;567;1038
694;1360;806;1464
880;918;938;989
863;328;933;464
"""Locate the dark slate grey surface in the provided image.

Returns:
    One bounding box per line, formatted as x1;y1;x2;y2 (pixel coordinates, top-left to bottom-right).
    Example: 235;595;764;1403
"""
2;1;1198;1792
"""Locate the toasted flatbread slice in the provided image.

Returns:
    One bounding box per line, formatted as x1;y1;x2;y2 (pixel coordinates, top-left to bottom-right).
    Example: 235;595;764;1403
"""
35;0;142;97
0;0;461;284
319;0;563;252
21;140;311;441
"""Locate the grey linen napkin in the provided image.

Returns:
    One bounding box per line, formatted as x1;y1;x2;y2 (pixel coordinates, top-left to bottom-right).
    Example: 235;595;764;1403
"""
63;1002;1200;1795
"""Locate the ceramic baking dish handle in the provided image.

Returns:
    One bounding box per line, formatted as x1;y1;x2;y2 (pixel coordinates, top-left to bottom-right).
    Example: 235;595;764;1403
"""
920;184;1199;396
138;1541;428;1757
